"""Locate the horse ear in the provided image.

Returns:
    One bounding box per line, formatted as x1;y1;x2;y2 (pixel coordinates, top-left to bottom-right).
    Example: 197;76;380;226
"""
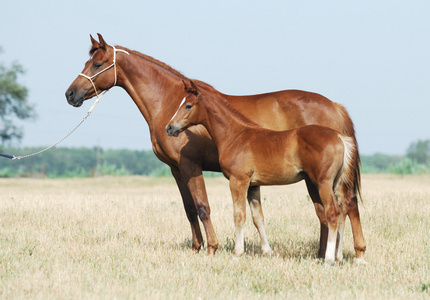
182;80;191;92
189;80;198;95
97;33;107;49
90;34;99;49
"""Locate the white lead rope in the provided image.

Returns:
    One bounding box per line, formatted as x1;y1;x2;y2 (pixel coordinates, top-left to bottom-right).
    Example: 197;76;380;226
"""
2;47;129;160
7;91;107;160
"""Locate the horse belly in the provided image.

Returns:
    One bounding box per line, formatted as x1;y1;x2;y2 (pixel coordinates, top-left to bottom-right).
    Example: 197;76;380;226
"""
250;163;304;186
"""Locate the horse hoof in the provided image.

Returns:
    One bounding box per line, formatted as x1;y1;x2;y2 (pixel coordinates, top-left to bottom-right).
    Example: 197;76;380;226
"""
191;244;202;253
262;248;273;257
233;250;245;257
324;259;336;266
206;246;218;255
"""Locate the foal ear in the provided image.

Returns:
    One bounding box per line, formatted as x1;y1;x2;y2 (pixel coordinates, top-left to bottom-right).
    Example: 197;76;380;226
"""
189;80;198;95
182;80;193;93
97;33;107;50
182;79;198;95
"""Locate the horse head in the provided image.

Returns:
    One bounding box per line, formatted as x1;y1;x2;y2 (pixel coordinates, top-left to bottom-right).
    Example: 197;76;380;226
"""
65;33;127;107
166;80;201;137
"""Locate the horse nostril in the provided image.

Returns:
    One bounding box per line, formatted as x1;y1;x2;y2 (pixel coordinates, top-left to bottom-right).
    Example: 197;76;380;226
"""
166;125;172;134
66;89;75;101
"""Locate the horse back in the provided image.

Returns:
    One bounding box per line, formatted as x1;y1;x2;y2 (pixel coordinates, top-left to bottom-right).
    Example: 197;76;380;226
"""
217;90;346;132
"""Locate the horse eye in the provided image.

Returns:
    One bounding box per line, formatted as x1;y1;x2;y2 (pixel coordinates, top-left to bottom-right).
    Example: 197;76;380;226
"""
93;63;101;69
185;105;193;110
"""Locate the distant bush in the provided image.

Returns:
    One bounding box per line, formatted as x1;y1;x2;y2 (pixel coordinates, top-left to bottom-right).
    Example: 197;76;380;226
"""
388;157;430;175
96;163;131;176
360;153;403;173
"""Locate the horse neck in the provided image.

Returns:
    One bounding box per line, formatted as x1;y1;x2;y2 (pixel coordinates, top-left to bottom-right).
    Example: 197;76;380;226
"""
200;94;258;150
115;49;186;130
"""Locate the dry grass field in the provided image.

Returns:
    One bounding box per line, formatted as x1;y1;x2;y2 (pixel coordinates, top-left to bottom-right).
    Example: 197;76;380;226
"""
0;174;429;299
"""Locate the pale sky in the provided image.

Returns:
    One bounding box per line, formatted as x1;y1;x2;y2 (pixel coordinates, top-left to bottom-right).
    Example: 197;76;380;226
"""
1;1;429;155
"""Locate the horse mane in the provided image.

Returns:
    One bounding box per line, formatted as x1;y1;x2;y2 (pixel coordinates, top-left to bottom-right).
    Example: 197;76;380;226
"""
88;44;188;80
114;47;217;90
116;46;188;79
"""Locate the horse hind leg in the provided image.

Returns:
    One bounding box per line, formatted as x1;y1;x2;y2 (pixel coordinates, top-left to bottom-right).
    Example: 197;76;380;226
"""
346;190;367;264
247;186;272;256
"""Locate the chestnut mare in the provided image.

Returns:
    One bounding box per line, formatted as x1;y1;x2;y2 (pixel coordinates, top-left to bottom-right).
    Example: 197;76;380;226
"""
65;34;366;261
166;81;359;264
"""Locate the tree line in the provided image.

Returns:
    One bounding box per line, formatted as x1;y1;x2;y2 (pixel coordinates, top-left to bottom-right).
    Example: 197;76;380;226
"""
0;147;168;178
0;141;429;178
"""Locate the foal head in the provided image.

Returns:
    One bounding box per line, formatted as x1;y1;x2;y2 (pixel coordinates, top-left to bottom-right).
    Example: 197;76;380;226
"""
165;80;204;137
65;33;128;107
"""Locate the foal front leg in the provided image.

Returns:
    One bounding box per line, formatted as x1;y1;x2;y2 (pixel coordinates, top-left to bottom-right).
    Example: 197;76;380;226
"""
229;177;250;256
247;186;272;256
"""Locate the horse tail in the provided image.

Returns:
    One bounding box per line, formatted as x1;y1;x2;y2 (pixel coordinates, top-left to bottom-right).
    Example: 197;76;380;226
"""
335;104;362;201
338;135;361;201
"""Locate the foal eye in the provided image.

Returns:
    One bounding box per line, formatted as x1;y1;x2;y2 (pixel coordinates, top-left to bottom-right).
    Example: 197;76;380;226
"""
93;63;102;69
185;105;193;110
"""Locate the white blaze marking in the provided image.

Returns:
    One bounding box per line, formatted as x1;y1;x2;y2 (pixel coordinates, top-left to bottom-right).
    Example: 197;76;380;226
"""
169;96;187;123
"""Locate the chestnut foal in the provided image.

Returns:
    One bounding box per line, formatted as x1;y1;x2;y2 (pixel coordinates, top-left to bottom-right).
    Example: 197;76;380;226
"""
166;81;362;265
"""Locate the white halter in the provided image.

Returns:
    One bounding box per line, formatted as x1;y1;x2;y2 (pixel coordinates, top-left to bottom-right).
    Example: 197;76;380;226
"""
79;46;129;97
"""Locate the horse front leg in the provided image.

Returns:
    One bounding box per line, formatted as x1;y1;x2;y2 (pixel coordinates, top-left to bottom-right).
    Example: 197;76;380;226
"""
179;163;219;255
247;186;272;256
171;167;204;253
229;176;249;256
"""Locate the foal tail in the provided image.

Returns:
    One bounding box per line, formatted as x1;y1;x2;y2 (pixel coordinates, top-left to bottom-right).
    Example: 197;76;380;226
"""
336;104;362;201
338;135;361;200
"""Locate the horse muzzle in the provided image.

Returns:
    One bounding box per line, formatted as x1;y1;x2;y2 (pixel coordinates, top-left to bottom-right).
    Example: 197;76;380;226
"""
165;124;181;137
65;89;84;107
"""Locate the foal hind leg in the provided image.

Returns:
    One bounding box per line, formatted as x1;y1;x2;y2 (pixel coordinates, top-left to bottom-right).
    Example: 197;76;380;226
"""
346;190;367;263
334;187;347;262
305;178;328;258
318;183;341;265
171;167;204;252
247;186;272;256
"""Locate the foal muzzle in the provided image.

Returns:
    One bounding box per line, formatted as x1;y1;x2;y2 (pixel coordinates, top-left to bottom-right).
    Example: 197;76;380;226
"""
165;124;181;137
